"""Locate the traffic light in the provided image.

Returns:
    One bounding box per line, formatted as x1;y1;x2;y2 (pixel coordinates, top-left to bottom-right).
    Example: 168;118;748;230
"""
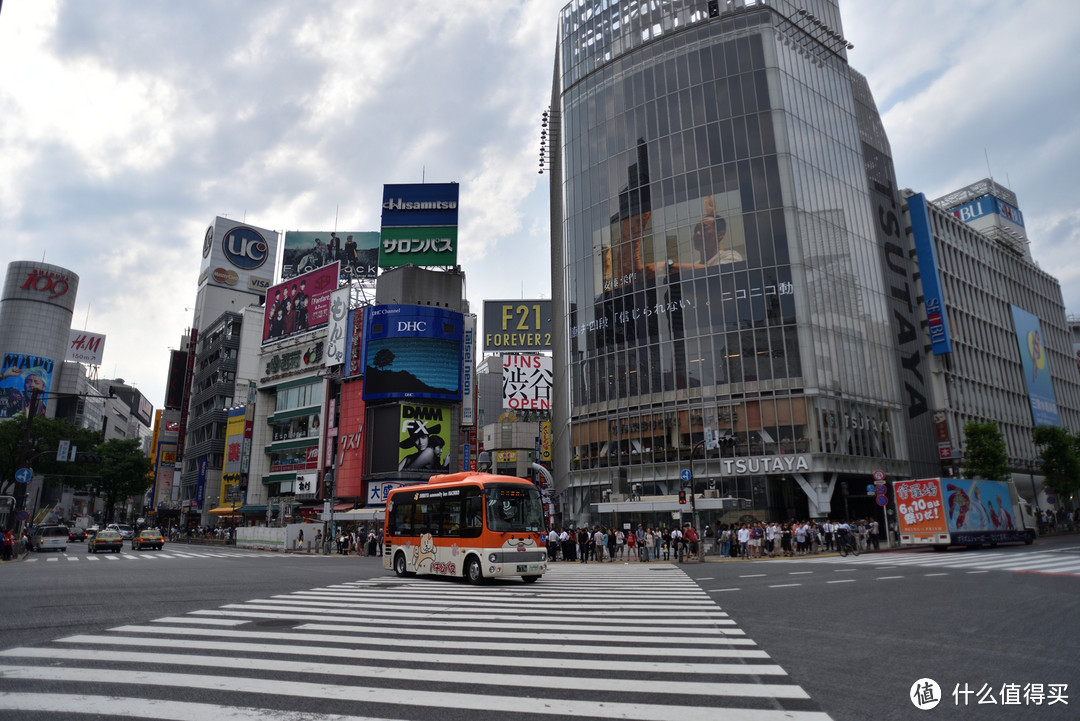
678;490;687;505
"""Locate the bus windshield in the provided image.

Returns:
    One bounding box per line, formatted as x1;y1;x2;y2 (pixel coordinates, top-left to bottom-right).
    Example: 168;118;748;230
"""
485;484;545;533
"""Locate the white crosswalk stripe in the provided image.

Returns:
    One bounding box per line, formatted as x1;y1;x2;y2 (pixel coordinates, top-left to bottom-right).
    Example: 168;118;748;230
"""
20;549;287;563
798;549;1080;576
0;563;833;721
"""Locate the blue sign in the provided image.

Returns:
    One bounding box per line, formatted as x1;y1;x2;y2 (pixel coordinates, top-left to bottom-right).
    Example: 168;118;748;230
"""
908;194;953;355
1010;305;1062;427
361;304;464;402
16;510;28;521
951;194;1025;228
15;467;32;484
221;226;270;270
380;183;459;228
681;469;692;481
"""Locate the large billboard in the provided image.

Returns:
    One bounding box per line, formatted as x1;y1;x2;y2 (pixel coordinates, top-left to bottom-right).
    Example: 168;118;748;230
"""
361;305;464;401
1010;305;1062;427
66;330;106;365
262;263;340;346
0;353;54;417
398;403;450;471
165;350;188;410
199;217;278;297
336;379;366;498
502;353;553;410
379;183;459;268
483;300;552;351
282;230;380;281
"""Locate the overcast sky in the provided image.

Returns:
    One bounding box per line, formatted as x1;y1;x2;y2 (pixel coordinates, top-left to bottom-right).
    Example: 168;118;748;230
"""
1;0;1077;411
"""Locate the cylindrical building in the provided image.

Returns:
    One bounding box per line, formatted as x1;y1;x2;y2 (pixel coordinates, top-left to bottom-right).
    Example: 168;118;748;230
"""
550;0;941;526
0;261;80;418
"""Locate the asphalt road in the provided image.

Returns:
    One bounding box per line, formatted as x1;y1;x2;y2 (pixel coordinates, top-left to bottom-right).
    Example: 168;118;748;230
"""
0;536;1077;720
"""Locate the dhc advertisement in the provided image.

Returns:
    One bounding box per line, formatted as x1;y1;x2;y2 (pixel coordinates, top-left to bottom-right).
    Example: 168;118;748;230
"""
361;304;464;401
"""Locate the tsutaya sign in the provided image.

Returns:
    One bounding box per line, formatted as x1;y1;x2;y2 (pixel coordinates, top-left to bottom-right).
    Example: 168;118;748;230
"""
712;454;811;477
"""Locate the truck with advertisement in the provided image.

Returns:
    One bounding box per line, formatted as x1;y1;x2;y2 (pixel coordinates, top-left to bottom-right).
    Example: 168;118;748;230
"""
893;477;1037;549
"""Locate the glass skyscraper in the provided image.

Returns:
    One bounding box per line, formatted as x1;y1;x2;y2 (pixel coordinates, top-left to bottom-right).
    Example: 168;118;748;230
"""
549;0;940;525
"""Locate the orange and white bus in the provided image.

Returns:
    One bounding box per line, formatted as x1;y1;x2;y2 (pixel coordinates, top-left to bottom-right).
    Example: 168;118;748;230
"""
383;471;547;584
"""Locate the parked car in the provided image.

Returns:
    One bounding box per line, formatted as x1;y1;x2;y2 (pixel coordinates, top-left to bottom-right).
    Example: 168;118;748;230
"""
131;529;165;551
68;527;87;542
29;525;68;552
88;529;123;553
107;523;135;540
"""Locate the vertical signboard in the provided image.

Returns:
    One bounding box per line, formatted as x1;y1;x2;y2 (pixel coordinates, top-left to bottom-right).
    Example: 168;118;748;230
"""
908;194;953;355
326;286;350;368
461;314;476;426
1010;305;1062;427
336;379;366;498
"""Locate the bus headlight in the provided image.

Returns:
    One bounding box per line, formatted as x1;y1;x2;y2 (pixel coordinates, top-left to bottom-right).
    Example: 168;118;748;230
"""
488;553;497;563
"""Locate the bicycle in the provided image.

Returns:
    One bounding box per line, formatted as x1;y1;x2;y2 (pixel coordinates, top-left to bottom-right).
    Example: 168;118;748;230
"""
837;533;861;557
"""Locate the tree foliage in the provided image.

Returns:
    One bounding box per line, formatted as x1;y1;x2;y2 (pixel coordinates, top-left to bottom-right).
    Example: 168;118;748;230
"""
1032;425;1080;503
97;438;152;524
961;421;1009;481
0;415;102;497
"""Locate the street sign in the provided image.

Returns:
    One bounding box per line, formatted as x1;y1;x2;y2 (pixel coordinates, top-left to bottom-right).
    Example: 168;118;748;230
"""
14;468;32;484
681;469;692;482
872;470;885;482
866;484;875;495
16;510;28;521
876;495;889;507
875;484;887;495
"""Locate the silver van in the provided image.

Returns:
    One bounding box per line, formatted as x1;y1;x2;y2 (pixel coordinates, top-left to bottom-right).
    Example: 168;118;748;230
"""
30;525;68;552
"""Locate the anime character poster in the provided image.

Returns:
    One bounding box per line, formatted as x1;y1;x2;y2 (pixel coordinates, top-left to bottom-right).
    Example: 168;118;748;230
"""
0;353;54;418
398;404;450;472
1010;305;1062;427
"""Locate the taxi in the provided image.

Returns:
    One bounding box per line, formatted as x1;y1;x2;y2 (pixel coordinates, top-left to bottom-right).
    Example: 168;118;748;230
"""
131;529;165;551
88;529;123;553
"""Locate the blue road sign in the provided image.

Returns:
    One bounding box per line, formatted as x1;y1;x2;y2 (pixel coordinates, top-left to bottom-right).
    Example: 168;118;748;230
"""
15;468;32;484
681;469;692;482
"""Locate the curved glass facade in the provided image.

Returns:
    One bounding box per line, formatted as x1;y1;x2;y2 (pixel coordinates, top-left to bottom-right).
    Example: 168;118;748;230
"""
552;1;933;523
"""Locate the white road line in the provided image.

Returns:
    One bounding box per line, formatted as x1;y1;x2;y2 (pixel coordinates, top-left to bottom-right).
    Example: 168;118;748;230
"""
827;579;856;584
768;584;801;588
709;588;742;592
0;666;831;721
876;576;904;580
924;573;948;577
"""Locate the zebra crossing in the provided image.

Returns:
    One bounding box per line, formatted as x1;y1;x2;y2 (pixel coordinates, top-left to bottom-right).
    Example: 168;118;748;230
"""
798;548;1080;577
0;563;833;721
20;548;289;563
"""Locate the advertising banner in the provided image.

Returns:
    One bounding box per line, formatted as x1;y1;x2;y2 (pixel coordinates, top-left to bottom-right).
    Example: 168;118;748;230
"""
224;407;246;475
66;330;106;365
361;305;464;401
461;314;476;426
335;379;366;499
894;479;948;536
908;194;954;355
0;353;54;417
199;218;277;297
326;286;350;367
398;403;450;471
345;308;364;378
152;440;176;509
282;230;379;281
1010;305;1062;427
262;263;340;346
502;353;553;410
378;226;458;268
483;300;552;351
380;183;459;227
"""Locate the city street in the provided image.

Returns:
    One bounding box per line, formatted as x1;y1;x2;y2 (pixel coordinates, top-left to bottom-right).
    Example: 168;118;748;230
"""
0;537;1076;720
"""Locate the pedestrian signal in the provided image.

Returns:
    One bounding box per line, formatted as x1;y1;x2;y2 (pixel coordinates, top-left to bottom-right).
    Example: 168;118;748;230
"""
678;490;687;504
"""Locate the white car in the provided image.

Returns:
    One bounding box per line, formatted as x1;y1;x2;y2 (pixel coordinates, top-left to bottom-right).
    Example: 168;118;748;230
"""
107;523;135;540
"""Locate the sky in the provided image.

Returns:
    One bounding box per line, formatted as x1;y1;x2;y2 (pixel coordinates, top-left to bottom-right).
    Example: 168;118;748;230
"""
1;0;1078;413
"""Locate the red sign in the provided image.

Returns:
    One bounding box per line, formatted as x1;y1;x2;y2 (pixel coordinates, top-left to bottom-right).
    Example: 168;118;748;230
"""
938;444;952;459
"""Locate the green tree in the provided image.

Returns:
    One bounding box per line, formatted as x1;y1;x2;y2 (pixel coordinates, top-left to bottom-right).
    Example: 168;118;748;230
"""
961;420;1009;480
1032;425;1080;504
0;415;102;498
97;438;152;524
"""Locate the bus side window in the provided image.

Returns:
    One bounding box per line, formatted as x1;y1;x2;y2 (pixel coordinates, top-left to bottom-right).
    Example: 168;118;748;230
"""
442;499;462;537
462;489;482;539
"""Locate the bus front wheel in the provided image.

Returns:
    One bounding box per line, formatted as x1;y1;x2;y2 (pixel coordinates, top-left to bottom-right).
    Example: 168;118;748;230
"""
393;552;408;577
465;556;484;585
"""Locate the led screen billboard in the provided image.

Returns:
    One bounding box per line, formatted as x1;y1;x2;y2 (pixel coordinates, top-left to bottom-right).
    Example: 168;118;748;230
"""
262;263;340;346
361;304;464;401
282;231;380;281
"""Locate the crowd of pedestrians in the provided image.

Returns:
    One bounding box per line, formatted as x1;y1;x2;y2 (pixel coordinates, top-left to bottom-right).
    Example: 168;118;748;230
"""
545;518;883;563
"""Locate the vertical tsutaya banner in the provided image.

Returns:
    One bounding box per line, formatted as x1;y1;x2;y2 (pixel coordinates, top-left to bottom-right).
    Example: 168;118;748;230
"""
502;354;553;410
398;403;450;471
461;314;476;426
0;353;54;417
262;263;340;346
379;183;459;268
361;305;464;401
1010;305;1062;427
326;286;350;368
282;231;380;281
